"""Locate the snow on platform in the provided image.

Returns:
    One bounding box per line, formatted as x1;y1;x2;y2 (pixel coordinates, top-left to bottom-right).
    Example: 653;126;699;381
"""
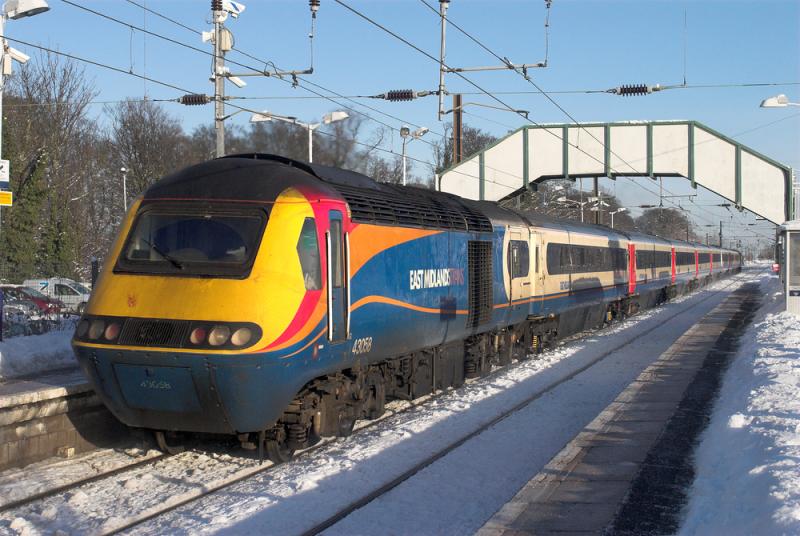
477;280;758;535
678;275;800;534
0;330;77;381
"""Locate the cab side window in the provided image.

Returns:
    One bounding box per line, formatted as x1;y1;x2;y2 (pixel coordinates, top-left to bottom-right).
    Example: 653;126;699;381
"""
510;240;529;278
296;218;322;291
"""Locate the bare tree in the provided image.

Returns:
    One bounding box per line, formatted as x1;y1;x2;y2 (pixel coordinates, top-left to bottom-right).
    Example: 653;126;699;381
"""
433;123;498;174
2;52;99;279
635;208;697;241
107;99;190;199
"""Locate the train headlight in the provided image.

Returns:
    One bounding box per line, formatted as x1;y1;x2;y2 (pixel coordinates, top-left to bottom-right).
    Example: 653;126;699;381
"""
88;319;105;340
231;327;252;346
208;325;231;346
76;319;90;338
189;327;207;345
104;322;121;341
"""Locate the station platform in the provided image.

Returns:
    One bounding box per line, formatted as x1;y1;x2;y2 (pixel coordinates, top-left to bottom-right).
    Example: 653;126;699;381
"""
477;284;759;535
0;367;127;470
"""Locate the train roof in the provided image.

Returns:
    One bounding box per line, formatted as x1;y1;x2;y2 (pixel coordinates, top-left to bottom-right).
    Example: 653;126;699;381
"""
143;155;328;202
145;155;740;255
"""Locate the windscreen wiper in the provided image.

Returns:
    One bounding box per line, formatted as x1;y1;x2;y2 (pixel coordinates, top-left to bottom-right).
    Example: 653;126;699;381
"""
141;238;184;270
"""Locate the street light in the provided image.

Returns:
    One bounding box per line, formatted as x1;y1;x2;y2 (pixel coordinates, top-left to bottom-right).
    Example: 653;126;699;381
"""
250;110;349;163
120;167;128;211
760;94;800;108
400;126;428;186
609;207;627;229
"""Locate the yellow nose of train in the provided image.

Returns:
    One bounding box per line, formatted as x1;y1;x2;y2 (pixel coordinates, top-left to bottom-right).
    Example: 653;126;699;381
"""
72;155;344;434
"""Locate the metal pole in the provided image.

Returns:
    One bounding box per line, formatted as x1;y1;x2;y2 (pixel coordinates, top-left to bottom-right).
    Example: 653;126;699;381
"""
437;0;449;121
594;176;600;225
122;170;127;211
611;212;615;229
719;221;723;247
308;124;313;162
213;1;225;158
0;15;5;249
402;137;408;186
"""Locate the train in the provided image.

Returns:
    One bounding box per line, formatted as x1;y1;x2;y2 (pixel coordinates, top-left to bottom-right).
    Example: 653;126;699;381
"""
72;154;741;462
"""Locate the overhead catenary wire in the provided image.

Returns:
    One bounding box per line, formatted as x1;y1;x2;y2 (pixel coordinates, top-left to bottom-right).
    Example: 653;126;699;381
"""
94;0;787;238
330;0;760;234
19;2;781;240
410;0;781;238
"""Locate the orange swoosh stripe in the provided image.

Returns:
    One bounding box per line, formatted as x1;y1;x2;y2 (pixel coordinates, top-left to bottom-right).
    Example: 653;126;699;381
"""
351;295;468;315
350;226;441;277
280;326;328;358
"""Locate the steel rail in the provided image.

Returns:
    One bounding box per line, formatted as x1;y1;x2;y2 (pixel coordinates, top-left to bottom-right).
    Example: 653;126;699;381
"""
300;269;765;536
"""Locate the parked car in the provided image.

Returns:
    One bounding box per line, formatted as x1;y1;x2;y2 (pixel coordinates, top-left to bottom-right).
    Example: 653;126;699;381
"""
0;284;63;316
22;278;90;314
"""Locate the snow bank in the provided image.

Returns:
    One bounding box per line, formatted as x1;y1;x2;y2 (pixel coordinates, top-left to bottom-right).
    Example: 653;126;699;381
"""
0;328;77;380
679;275;800;535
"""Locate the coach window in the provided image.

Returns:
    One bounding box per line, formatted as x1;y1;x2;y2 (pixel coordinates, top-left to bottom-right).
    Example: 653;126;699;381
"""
297;218;321;290
510;240;530;278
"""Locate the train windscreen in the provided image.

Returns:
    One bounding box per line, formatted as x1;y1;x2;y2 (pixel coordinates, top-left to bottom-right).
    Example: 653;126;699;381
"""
115;204;267;277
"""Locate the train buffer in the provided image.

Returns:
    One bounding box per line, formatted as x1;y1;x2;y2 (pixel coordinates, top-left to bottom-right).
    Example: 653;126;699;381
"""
477;283;760;535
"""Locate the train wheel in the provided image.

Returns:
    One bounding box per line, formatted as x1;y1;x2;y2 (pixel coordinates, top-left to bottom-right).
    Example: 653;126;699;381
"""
154;430;185;455
365;373;386;420
265;439;294;464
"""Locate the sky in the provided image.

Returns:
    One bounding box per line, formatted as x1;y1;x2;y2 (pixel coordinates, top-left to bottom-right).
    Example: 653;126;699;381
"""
4;0;799;248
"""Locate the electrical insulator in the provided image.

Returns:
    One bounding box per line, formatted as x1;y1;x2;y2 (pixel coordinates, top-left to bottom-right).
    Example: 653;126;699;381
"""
309;0;320;14
211;0;223;11
616;84;650;97
386;89;416;102
180;94;211;106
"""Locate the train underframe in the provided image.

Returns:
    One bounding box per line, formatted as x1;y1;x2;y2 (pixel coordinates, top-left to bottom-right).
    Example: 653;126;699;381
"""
244;272;734;463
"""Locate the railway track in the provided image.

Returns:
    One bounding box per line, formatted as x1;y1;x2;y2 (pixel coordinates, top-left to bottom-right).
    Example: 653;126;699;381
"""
0;452;169;514
1;271;760;535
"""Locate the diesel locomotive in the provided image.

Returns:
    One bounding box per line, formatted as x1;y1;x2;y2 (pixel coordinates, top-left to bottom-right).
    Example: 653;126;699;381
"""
72;154;741;461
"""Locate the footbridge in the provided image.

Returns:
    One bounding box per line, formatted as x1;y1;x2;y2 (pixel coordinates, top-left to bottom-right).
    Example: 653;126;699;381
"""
438;120;793;224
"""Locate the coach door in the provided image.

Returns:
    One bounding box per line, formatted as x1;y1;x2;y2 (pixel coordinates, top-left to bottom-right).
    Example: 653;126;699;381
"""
508;228;531;302
326;210;349;343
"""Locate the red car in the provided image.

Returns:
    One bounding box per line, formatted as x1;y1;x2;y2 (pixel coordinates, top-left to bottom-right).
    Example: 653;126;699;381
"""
0;285;63;316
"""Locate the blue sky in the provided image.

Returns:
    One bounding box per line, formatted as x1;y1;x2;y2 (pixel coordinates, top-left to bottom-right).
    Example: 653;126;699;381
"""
5;0;799;246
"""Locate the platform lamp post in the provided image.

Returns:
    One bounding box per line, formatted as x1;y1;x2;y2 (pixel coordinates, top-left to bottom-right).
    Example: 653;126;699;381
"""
120;167;128;212
400;126;429;186
250;110;349;163
609;207;627;229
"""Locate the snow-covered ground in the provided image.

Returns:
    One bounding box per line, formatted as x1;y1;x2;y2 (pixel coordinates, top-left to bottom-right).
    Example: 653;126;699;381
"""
4;270;790;536
679;273;800;535
0;328;76;380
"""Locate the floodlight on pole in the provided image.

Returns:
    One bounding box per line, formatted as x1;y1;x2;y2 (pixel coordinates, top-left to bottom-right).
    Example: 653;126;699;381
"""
609;207;627;229
760;94;800;108
4;0;49;19
400;125;429;186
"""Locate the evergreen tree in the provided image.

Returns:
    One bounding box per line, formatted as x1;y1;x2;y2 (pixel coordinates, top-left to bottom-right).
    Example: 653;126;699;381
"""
0;140;47;282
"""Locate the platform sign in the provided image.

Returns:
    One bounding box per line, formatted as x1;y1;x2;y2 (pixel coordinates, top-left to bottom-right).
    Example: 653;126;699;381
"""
0;190;11;207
